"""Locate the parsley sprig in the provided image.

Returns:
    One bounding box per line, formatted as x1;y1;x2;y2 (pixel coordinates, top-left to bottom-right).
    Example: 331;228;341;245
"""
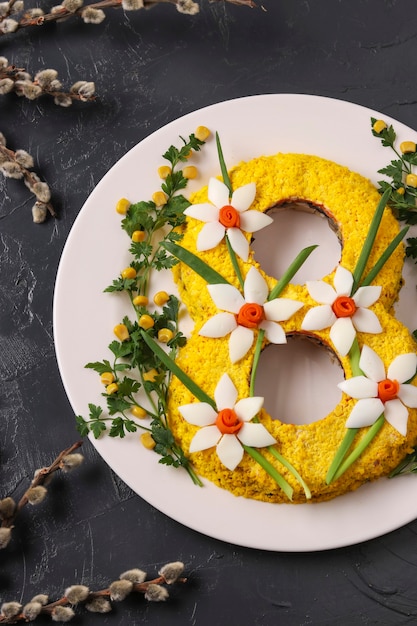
371;117;417;261
76;133;207;486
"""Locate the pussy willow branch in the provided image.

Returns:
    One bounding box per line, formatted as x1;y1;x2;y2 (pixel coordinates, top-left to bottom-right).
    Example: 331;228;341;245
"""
0;562;188;622
0;0;258;36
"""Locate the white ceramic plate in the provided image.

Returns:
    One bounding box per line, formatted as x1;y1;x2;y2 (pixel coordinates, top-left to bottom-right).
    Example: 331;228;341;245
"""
54;94;417;552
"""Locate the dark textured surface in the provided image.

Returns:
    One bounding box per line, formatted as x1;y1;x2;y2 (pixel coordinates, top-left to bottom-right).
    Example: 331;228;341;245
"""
2;1;417;624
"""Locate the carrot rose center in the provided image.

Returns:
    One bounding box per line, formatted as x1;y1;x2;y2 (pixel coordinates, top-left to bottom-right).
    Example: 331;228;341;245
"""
219;205;240;228
332;295;357;318
237;302;264;328
378;378;399;403
216;408;243;435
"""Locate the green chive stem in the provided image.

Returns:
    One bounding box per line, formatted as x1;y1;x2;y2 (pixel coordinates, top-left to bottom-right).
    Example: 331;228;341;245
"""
242;444;293;500
216;131;233;195
332;414;385;481
351;187;391;292
162;241;230;285
250;329;265;397
360;226;409;287
325;428;358;485
268;245;318;301
225;234;244;289
140;331;216;408
268;447;311;499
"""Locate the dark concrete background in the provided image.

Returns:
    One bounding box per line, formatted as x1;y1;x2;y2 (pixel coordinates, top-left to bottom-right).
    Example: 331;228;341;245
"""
2;1;417;623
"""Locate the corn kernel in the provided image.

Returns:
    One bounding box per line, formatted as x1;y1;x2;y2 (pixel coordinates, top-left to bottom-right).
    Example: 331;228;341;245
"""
406;173;417;188
100;372;115;385
114;323;130;341
143;368;159;382
183;165;198;180
139;314;154;330
152;191;167;206
396;187;405;195
153;290;169;306
400;141;417;154
373;120;387;134
121;266;137;280
133;295;149;307
132;230;146;243
158;165;171;179
106;382;119;395
140;432;156;450
131;405;147;419
195;125;210;142
116;197;131;215
158;328;174;343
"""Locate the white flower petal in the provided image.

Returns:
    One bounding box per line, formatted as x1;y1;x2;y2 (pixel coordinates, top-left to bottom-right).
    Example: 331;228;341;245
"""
237;422;276;447
184;203;219;223
264;298;303;322
306;280;337;304
353;285;382;308
301;304;336;331
352;307;382;334
178;403;217;426
384;399;409;436
330;317;356;356
199;312;237;338
398;383;417;408
189;425;222;452
359;345;385;383
229;325;254;363
208;177;229;208
196;221;225;251
239;210;273;233
333;266;354;296
227;227;249;261
345;398;384;428
207;283;245;314
214;373;238;411
234;396;264;422
338;376;378;399
216;434;244;470
387;353;417;383
231;182;256;212
243;267;268;305
259;320;286;344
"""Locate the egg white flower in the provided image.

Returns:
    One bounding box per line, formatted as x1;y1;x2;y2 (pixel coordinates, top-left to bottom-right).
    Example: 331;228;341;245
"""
338;345;417;436
178;373;276;470
198;267;303;363
301;265;382;356
184;178;272;261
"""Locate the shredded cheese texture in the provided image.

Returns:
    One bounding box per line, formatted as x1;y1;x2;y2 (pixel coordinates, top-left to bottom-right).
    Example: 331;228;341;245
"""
168;153;417;503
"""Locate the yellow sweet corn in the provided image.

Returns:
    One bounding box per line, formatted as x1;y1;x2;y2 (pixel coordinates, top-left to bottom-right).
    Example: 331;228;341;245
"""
100;372;115;385
143;368;159;382
140;432;156;449
139;314;154;330
372;120;387;134
133;295;149;307
106;383;119;395
153;290;169;306
113;323;130;341
152;191;167;206
406;173;417;188
132;230;146;243
195;126;210;141
131;405;147;419
158;165;172;179
121;267;137;280
400;141;416;154
115;197;131;215
396;187;405;195
183;165;198;180
158;328;174;343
